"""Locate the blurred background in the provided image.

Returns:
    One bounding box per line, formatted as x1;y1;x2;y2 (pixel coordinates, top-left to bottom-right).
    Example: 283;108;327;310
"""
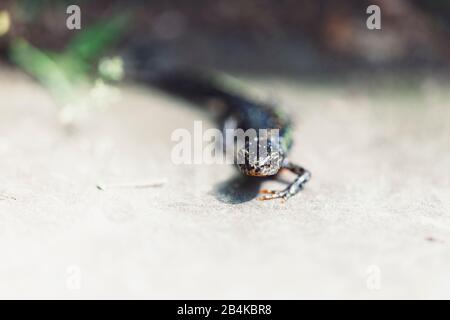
1;0;450;73
1;0;450;299
1;0;449;123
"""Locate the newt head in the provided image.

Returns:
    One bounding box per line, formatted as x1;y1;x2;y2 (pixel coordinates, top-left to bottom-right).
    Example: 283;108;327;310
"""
236;138;284;177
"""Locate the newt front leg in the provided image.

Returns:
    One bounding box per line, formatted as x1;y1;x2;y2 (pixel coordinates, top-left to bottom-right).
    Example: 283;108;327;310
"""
258;160;311;201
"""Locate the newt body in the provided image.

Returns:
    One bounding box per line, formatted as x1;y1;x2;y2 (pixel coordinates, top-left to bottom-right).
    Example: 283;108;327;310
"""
152;70;311;200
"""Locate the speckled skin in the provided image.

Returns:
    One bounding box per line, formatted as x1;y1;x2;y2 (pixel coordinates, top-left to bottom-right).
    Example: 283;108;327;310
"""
153;70;311;200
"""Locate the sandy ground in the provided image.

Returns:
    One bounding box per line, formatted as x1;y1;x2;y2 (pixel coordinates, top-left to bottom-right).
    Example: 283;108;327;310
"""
0;66;449;299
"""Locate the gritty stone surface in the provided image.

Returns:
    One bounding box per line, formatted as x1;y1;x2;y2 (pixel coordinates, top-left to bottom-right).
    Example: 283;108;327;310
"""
0;67;449;299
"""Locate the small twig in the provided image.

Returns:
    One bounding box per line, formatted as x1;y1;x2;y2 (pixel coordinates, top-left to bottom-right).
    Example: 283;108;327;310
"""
96;180;166;191
0;193;16;201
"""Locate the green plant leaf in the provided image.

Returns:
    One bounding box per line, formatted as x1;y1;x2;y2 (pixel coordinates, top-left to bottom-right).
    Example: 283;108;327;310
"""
67;13;130;63
10;38;75;103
